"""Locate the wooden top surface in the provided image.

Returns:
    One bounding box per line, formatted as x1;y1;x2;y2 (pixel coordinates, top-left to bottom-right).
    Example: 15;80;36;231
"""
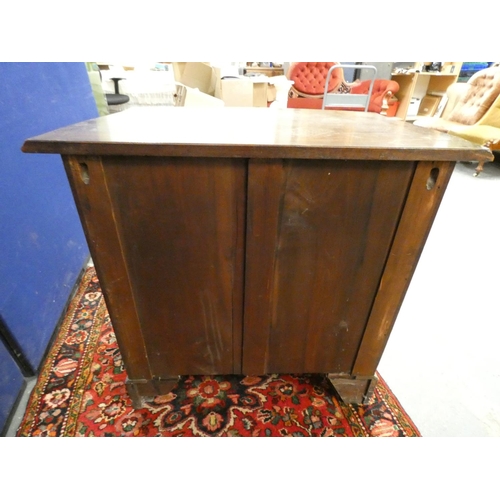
22;107;494;162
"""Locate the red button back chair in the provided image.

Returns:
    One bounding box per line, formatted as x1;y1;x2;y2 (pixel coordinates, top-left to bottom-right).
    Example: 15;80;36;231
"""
286;62;399;115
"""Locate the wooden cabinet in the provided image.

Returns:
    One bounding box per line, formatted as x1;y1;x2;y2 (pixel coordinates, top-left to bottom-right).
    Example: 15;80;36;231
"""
22;107;492;407
392;62;462;121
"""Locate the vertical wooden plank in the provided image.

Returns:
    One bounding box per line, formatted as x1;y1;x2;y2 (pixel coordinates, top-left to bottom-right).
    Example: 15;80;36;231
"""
352;160;456;377
242;159;285;374
243;159;415;375
62;155;151;382
102;156;246;377
269;160;415;374
231;163;246;374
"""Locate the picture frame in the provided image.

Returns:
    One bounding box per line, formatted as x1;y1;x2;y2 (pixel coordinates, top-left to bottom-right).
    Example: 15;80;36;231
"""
418;95;441;117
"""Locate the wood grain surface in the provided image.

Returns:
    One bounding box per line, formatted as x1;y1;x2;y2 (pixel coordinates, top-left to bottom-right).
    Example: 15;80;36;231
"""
23;107;493;163
101;155;246;377
243;158;415;374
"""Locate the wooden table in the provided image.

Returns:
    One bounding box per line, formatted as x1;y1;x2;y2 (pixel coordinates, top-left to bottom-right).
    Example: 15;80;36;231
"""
23;107;493;407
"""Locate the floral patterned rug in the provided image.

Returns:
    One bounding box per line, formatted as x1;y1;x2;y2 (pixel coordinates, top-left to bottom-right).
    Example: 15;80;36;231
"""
17;267;420;437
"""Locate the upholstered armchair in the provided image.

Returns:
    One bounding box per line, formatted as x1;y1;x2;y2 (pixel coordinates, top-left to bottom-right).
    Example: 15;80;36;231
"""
350;79;400;114
286;62;399;115
414;63;500;175
287;62;347;99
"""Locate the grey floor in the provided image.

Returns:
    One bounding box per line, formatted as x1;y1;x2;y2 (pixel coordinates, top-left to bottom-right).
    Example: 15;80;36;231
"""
378;157;500;436
5;157;500;437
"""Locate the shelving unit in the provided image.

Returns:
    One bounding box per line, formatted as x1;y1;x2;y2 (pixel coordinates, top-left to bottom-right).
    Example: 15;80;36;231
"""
244;65;284;77
392;62;462;121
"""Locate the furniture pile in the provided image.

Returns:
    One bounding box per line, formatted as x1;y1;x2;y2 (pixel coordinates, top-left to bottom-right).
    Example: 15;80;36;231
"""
286;62;399;115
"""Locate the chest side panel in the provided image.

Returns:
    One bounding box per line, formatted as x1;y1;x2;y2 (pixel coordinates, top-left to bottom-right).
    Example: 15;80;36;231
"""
243;159;415;374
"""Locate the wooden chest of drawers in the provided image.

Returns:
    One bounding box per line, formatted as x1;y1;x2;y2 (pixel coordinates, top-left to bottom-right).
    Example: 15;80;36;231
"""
23;107;492;407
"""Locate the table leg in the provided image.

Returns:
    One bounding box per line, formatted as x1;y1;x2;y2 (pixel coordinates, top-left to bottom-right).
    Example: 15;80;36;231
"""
327;374;378;404
126;376;179;409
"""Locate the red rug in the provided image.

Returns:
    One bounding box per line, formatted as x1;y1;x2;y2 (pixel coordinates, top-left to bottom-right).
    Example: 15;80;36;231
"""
17;267;420;437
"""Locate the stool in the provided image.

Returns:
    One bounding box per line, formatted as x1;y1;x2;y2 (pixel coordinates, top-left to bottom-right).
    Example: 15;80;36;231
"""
106;77;130;106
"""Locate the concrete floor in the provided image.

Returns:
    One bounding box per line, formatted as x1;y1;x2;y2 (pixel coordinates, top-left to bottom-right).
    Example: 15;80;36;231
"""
4;378;36;436
6;157;500;438
379;157;500;436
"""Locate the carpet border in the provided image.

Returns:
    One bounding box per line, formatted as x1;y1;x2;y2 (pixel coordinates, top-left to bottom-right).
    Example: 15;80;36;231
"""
375;373;421;436
63;295;106;437
16;267;96;437
342;373;421;437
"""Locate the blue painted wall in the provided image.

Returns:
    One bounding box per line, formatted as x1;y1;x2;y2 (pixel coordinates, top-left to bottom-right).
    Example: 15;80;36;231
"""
0;63;98;430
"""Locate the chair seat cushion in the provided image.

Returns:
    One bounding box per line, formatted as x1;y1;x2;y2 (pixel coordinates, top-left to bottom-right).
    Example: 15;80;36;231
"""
106;94;130;106
413;117;499;144
449;125;500;148
413;117;458;132
351;80;399;113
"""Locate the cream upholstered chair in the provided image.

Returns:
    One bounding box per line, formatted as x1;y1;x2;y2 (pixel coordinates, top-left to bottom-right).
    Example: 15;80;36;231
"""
414;63;500;175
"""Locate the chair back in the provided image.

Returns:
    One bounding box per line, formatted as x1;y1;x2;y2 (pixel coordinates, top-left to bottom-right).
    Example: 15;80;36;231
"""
447;64;500;125
287;62;344;97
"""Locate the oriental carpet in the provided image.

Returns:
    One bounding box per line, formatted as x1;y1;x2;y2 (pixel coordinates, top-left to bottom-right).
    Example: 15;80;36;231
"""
17;267;420;437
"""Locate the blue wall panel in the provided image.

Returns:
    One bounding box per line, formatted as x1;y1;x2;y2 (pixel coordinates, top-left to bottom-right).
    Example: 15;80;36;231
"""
0;63;98;372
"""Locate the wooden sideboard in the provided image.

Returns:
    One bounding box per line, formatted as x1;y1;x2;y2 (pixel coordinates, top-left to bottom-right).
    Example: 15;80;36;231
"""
22;108;493;407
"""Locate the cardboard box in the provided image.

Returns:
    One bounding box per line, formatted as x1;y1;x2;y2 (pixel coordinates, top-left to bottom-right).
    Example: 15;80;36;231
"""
172;62;216;96
215;79;268;107
174;84;224;107
212;65;277;106
418;95;441;117
172;63;275;107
